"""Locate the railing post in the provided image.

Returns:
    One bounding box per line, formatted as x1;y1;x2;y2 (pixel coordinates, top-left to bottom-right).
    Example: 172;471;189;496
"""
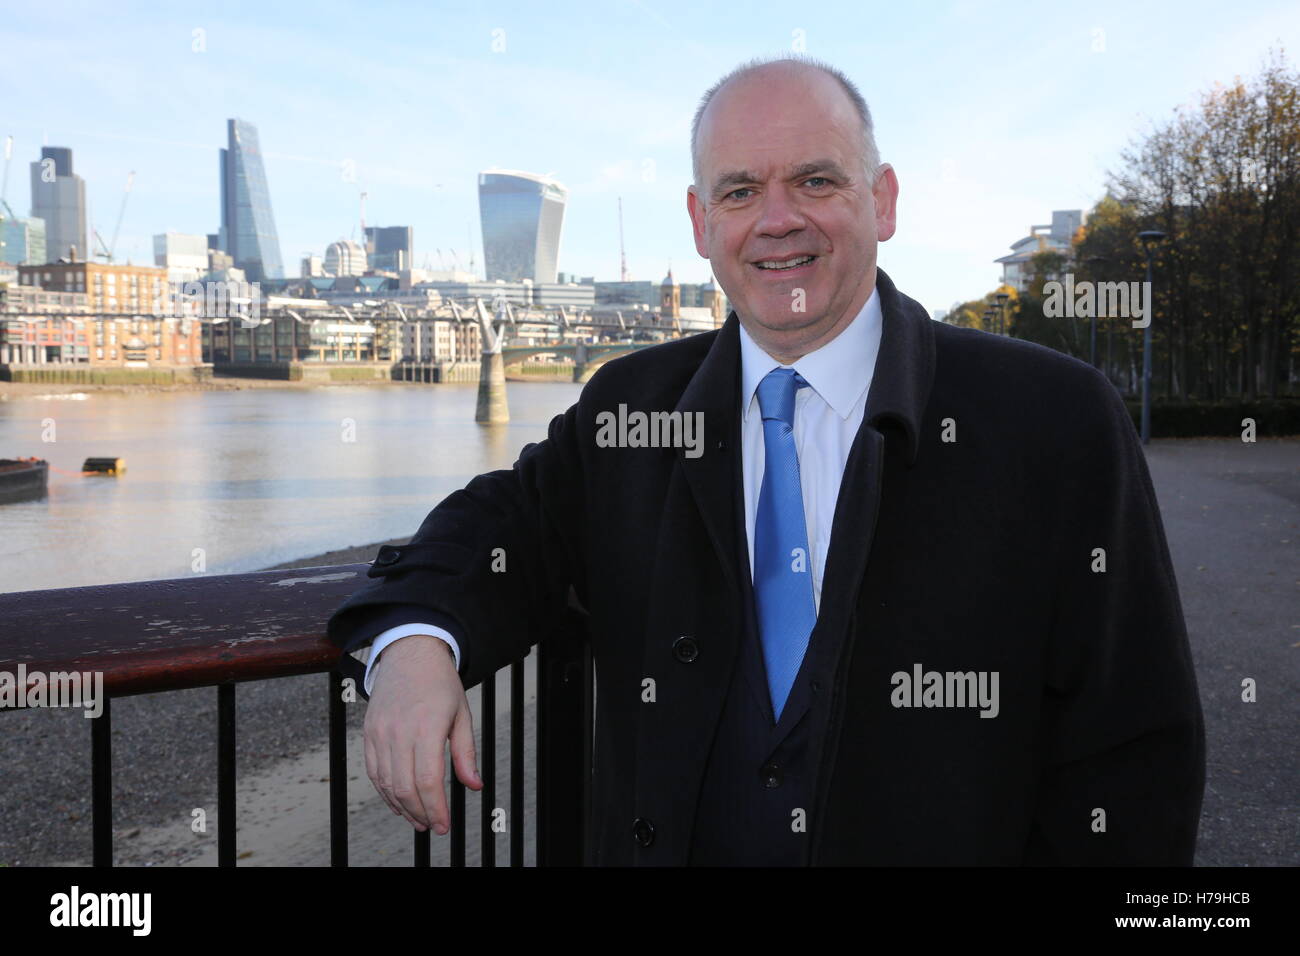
328;669;348;866
91;695;112;867
481;675;495;867
217;682;236;866
510;659;525;867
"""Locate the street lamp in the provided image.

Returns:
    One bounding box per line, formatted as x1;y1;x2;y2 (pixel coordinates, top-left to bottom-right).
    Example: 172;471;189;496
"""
995;292;1009;337
983;308;995;334
1137;230;1167;445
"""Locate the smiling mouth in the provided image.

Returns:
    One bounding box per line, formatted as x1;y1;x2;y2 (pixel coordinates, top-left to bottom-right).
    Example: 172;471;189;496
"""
753;254;818;272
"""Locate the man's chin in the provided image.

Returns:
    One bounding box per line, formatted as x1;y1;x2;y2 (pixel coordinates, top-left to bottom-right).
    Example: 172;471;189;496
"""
743;308;824;338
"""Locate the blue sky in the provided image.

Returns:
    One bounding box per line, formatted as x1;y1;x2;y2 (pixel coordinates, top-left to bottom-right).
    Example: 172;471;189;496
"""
4;0;1297;315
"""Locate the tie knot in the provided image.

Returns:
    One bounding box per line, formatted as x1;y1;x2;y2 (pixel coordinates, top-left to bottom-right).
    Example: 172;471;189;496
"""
756;367;807;426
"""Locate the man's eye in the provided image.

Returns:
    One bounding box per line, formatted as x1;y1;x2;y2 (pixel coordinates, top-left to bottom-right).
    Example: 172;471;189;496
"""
804;177;832;188
725;187;752;200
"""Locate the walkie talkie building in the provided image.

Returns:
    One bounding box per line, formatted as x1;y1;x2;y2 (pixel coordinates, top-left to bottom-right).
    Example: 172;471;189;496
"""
219;118;284;282
477;170;567;283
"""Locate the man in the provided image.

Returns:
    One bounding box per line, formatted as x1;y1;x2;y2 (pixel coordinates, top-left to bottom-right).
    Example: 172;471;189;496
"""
326;55;1206;865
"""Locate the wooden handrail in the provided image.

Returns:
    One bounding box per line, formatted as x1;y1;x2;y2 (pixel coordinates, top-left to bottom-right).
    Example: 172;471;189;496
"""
0;564;365;698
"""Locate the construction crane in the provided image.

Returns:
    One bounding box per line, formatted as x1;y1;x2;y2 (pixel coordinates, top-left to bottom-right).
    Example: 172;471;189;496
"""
1;135;13;216
0;136;14;260
619;196;629;282
94;170;135;263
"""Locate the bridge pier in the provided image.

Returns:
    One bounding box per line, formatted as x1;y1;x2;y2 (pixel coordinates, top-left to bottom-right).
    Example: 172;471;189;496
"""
572;363;597;384
476;351;509;423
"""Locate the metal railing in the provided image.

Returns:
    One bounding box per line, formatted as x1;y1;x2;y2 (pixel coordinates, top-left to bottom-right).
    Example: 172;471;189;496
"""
0;563;593;866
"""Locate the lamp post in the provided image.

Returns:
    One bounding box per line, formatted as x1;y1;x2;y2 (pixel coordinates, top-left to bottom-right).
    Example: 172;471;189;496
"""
1137;230;1166;445
995;292;1009;337
983;308;995;335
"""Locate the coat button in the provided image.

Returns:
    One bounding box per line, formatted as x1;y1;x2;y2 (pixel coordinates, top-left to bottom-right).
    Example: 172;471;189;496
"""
672;636;699;663
760;763;783;789
374;548;400;565
632;817;656;847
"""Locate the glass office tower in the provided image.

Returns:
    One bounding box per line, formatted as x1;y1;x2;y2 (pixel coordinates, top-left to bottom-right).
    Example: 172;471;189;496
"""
219;119;284;281
477;170;567;282
363;225;413;272
29;146;86;262
2;215;47;265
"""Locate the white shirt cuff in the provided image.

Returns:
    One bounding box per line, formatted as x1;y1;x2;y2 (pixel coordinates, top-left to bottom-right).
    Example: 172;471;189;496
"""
363;625;461;696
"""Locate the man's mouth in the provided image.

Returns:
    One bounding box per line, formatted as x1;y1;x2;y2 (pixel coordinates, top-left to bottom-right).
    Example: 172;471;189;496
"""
753;254;817;272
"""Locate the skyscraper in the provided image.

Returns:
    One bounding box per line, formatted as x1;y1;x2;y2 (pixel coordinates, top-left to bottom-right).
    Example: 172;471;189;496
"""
1;215;46;266
363;225;413;272
30;146;86;262
477;170;567;282
219;119;283;281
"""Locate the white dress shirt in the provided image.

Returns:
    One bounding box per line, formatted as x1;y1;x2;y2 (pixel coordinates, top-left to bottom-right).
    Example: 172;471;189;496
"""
362;286;884;695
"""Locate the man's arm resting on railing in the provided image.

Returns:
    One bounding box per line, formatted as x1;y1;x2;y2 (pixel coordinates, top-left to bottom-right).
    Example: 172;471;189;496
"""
324;404;588;833
365;625;460;696
330;601;464;699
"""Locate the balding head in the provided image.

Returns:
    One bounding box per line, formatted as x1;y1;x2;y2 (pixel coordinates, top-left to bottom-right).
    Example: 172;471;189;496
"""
690;56;881;192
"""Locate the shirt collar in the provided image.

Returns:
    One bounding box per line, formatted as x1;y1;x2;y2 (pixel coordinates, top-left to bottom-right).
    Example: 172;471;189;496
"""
738;285;883;423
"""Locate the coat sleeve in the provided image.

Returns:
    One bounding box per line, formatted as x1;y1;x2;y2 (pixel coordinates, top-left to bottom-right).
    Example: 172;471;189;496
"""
1025;371;1206;865
325;402;588;692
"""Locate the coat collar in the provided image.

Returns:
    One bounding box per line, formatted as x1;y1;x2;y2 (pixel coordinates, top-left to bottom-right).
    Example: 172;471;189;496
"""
863;267;934;467
675;265;934;468
669;266;935;603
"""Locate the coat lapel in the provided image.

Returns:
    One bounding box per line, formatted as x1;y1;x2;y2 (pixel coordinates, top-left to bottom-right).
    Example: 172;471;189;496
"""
807;266;937;862
672;312;746;596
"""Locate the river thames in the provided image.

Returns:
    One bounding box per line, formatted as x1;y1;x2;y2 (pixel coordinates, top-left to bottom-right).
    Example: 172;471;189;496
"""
0;381;582;594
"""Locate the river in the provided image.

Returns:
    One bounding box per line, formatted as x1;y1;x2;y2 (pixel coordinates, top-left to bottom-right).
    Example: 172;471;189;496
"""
0;381;582;594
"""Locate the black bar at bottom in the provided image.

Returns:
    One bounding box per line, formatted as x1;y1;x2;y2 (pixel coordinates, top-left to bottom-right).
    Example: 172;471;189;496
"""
414;827;430;866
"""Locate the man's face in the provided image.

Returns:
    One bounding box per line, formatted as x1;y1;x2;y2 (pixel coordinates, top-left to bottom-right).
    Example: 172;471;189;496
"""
687;66;898;362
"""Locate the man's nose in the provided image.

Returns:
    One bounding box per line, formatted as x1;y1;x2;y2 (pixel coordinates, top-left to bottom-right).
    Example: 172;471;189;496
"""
754;185;806;236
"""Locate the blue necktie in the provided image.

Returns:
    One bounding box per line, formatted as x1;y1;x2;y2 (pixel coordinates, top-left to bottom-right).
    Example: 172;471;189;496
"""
753;367;816;721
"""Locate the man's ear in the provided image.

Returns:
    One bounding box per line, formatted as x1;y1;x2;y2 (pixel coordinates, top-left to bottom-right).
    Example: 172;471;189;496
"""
687;186;709;258
873;164;899;242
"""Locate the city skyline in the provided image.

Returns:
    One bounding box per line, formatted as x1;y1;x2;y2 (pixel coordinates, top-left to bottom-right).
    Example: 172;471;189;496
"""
3;0;1297;313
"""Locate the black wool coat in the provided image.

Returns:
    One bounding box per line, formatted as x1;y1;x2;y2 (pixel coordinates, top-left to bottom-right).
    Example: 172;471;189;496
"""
327;267;1206;866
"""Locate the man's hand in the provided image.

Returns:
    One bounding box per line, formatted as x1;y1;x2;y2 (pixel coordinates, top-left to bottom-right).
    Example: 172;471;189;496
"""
364;634;483;833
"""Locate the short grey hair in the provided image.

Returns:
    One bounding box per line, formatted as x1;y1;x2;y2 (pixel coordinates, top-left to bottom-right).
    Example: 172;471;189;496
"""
690;54;881;193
